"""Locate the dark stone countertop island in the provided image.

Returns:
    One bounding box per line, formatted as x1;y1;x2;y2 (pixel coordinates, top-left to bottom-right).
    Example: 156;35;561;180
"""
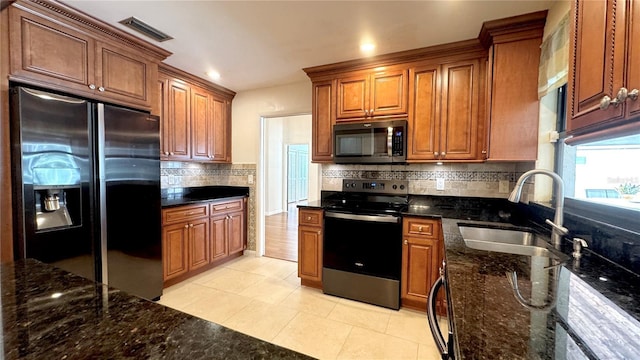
161;186;250;208
1;259;312;360
403;196;640;359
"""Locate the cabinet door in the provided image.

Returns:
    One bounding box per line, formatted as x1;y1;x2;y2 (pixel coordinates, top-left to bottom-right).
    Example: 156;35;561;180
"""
9;7;96;95
370;69;408;117
440;60;481;160
227;211;245;255
188;218;210;270
407;64;440;161
568;0;626;133
162;223;189;281
157;74;170;159
336;74;369;119
298;226;323;282
166;80;191;160
210;97;230;162
626;0;640;119
401;237;439;308
488;38;541;161
311;81;335;162
95;41;153;108
191;86;211;161
210;215;228;261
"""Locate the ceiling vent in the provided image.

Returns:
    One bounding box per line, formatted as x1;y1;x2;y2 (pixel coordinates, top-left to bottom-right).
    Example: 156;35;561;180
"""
118;17;173;42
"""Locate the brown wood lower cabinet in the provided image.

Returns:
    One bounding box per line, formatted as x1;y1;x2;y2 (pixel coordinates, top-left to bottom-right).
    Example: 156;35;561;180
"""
162;198;247;287
297;208;323;288
401;217;443;311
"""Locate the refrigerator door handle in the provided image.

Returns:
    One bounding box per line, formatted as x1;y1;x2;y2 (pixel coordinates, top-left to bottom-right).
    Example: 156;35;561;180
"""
97;103;108;285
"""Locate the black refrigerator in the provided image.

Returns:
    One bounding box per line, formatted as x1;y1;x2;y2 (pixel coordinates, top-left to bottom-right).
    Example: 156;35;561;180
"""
10;86;162;300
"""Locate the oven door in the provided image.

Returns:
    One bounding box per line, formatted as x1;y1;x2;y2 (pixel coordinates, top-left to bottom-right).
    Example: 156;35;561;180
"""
323;211;402;280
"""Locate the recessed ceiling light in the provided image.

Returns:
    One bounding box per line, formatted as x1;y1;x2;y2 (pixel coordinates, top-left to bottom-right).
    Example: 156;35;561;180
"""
360;43;376;53
206;71;221;81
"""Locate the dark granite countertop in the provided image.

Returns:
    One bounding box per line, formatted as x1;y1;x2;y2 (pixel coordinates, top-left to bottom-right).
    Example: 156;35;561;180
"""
296;201;323;210
1;259;312;360
161;186;249;208
402;196;640;359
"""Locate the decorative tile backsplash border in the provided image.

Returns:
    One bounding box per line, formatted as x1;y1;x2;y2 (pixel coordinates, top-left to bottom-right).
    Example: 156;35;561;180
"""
161;162;257;251
321;163;536;199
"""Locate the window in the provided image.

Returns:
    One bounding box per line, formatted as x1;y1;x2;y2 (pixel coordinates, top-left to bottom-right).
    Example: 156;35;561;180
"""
555;86;640;232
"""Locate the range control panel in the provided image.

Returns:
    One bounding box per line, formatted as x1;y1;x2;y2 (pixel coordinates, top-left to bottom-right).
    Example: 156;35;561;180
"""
342;179;408;195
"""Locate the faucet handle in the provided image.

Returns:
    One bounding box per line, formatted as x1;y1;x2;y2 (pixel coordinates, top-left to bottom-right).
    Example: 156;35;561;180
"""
545;219;569;235
573;237;588;248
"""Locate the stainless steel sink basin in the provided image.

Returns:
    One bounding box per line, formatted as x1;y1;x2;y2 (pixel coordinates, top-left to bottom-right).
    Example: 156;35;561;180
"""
458;225;569;261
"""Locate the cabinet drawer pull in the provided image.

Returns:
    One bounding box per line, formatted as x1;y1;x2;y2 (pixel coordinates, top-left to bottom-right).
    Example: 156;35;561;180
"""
306;216;312;221
418;226;423;232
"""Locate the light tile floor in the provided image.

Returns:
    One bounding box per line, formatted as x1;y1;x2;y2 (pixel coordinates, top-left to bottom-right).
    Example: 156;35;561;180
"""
159;253;442;359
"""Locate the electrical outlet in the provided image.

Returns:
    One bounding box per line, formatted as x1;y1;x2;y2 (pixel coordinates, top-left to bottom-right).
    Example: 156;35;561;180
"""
436;178;445;191
248;174;254;184
168;175;175;185
499;180;510;193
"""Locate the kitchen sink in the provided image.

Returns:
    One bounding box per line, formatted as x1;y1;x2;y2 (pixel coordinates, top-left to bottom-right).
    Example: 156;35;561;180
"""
458;225;569;261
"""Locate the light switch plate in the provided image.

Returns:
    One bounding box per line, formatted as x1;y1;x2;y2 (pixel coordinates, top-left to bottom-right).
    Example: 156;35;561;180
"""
499;180;510;193
436;178;445;191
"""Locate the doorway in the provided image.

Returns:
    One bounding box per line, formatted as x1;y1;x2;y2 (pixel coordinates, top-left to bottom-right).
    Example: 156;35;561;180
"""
262;114;318;262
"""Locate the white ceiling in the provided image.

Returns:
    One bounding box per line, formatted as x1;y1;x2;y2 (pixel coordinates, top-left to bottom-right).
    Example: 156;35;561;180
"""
66;0;555;92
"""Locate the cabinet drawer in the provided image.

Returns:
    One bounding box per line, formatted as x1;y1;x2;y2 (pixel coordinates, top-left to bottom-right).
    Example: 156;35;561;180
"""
299;209;323;226
403;218;439;238
211;199;244;214
163;204;209;224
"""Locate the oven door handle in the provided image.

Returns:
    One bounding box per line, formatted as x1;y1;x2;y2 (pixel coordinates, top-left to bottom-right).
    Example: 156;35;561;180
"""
428;275;450;359
325;211;400;223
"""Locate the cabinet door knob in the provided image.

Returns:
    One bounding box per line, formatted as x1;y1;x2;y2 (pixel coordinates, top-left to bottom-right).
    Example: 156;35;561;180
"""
629;88;639;101
440;152;446;158
434;152;439;157
318;231;321;235
89;84;96;90
189;224;194;228
98;86;105;92
169;152;174;156
481;150;487;154
364;109;369;116
404;239;408;245
164;151;169;155
184;224;188;228
369;109;373;116
600;87;628;110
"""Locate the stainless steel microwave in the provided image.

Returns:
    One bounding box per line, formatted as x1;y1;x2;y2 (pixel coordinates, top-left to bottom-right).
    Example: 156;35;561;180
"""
333;120;407;164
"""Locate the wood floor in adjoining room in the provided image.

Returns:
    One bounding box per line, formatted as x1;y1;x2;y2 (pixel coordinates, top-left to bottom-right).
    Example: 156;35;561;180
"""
265;202;300;262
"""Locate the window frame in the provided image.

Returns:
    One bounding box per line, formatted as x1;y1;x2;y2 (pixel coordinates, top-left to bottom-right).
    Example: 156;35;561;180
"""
555;85;640;235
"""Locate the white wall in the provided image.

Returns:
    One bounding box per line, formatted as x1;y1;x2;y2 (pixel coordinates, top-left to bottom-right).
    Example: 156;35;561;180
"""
265;117;284;215
231;81;312;164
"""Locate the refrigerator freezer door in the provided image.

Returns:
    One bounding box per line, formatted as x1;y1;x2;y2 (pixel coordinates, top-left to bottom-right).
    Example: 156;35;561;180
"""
99;104;162;300
10;87;97;281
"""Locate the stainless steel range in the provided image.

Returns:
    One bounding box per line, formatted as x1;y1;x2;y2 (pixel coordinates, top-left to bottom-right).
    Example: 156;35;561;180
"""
322;179;408;310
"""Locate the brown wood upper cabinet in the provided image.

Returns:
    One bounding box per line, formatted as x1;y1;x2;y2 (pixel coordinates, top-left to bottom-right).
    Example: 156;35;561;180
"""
158;64;235;163
336;68;408;120
480;11;546;161
568;0;640;135
311;80;335;162
7;1;169;110
407;58;484;162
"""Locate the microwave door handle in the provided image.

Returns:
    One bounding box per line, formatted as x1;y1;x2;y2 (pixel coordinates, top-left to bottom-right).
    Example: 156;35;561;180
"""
387;127;393;157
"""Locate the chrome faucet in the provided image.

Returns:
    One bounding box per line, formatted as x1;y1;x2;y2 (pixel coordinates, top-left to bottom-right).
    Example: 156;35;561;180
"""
508;169;568;246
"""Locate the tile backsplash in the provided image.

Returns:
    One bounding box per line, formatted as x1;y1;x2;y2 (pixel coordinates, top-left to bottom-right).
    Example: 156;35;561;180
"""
161;162;257;250
322;162;536;200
